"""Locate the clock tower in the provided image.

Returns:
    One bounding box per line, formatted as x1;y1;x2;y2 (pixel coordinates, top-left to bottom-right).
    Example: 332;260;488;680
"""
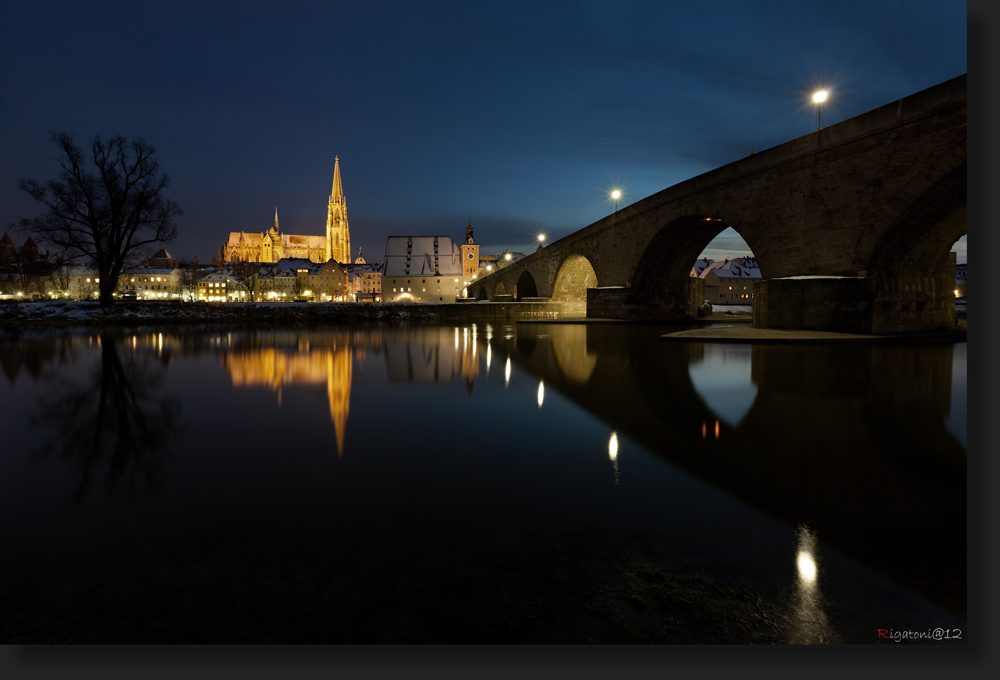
460;219;480;296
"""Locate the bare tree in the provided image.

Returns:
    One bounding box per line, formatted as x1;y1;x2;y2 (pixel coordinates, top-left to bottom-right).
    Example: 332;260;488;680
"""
13;133;182;307
229;260;265;302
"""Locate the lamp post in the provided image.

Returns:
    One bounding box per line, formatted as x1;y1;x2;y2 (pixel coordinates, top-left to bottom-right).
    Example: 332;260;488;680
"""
812;90;827;131
611;189;621;213
536;233;546;251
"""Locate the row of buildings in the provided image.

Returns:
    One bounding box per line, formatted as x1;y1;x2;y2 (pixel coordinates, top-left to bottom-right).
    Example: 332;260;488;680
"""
690;257;762;305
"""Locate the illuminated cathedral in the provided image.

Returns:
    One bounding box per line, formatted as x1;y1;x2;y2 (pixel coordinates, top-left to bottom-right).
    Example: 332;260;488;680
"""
220;158;351;264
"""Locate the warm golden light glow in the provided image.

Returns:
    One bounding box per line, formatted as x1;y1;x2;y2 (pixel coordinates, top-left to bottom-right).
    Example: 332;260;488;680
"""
714;419;720;439
608;432;618;461
954;289;960;297
797;551;817;583
537;380;544;408
505;357;511;387
611;190;621;200
537;234;546;242
505;253;512;261
812;90;827;103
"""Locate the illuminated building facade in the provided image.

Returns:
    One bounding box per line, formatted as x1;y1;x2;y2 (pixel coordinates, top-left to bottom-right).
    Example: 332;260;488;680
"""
381;234;472;302
219;158;351;265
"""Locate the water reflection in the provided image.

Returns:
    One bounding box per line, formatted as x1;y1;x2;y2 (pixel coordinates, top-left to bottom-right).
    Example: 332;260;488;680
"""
787;525;837;644
687;344;757;427
493;323;966;617
29;333;180;503
608;431;620;485
0;323;966;627
383;327;479;390
223;344;353;456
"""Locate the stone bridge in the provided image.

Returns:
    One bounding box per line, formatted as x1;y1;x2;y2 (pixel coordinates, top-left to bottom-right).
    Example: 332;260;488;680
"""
469;75;966;333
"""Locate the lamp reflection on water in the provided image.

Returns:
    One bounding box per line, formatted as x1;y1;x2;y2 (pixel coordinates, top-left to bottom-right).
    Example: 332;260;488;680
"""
505;357;511;387
608;431;620;485
537;380;544;408
787;524;837;644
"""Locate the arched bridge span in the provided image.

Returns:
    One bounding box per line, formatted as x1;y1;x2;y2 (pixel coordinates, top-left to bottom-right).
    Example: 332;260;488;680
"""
469;75;966;333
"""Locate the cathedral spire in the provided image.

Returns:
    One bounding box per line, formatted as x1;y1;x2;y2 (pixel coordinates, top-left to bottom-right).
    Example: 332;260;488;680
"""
332;156;343;201
326;157;350;264
274;207;279;233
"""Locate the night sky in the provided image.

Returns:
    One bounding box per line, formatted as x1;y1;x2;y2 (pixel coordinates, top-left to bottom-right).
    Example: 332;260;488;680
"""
1;0;967;266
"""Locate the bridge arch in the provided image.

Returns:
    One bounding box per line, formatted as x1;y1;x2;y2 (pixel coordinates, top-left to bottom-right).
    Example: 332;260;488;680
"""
477;286;489;300
494;281;507;296
631;215;765;317
552;254;598;317
516;270;538;299
865;161;966;275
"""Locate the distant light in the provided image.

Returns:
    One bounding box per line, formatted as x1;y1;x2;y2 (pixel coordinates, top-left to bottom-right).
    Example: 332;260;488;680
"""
812;90;828;103
954;289;960;297
505;357;511;387
608;432;618;461
538;234;546;242
797;551;817;582
537;380;544;408
505;253;512;261
611;190;621;200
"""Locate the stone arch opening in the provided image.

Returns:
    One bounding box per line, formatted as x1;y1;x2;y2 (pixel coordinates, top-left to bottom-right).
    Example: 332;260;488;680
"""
552;254;598;317
866;162;966;275
515;270;538;300
688;226;761;314
494;281;507;296
865;162;966;331
632;215;762;318
477;286;489;300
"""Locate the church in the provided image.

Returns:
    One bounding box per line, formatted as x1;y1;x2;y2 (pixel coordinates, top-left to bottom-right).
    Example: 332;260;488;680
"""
220;157;352;264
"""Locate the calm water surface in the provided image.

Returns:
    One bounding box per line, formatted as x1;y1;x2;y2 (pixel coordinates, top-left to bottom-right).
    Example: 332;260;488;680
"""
0;322;966;643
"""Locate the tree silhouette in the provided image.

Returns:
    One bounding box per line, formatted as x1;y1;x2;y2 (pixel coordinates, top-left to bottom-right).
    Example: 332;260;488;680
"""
13;133;182;307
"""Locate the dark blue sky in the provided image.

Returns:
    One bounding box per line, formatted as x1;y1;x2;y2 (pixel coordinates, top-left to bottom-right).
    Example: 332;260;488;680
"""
1;0;967;264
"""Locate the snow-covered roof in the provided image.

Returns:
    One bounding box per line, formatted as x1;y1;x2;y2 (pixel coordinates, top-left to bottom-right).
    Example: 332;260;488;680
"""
690;258;714;277
130;267;179;275
273;257;317;273
383;236;462;277
700;257;761;280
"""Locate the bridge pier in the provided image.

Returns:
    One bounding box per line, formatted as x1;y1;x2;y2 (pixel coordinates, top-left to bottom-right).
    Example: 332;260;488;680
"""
587;278;705;320
753;255;957;333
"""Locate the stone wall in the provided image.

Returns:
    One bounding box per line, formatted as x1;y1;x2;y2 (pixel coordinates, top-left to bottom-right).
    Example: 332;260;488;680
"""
754;259;957;333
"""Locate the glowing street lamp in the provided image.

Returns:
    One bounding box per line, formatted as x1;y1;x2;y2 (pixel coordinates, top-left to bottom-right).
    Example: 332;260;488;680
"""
812;90;828;131
611;189;621;213
537;233;546;251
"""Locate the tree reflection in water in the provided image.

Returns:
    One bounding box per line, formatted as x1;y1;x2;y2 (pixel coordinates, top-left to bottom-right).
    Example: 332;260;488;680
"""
32;334;180;503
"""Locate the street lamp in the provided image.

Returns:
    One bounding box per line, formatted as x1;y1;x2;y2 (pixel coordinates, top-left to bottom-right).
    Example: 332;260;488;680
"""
537;233;546;251
611;189;621;213
812;90;828;131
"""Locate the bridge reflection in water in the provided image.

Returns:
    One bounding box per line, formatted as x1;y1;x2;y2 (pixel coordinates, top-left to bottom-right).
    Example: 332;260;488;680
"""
489;322;965;621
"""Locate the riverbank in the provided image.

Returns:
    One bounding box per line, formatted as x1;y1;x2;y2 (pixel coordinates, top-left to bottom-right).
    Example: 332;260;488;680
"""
0;299;561;328
661;324;967;343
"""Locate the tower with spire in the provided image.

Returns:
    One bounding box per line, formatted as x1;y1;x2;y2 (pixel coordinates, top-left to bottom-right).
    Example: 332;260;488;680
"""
460;218;480;287
326;157;351;264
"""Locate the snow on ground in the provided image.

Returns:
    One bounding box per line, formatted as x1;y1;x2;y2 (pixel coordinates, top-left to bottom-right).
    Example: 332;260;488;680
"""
710;304;752;314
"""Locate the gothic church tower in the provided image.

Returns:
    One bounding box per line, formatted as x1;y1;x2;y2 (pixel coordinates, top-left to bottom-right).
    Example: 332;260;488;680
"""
326;157;351;264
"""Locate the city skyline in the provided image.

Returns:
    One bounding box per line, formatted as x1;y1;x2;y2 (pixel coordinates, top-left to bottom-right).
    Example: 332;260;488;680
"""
1;1;968;266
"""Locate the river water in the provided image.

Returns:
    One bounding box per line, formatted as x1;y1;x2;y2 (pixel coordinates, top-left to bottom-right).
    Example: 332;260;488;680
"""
0;322;966;643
